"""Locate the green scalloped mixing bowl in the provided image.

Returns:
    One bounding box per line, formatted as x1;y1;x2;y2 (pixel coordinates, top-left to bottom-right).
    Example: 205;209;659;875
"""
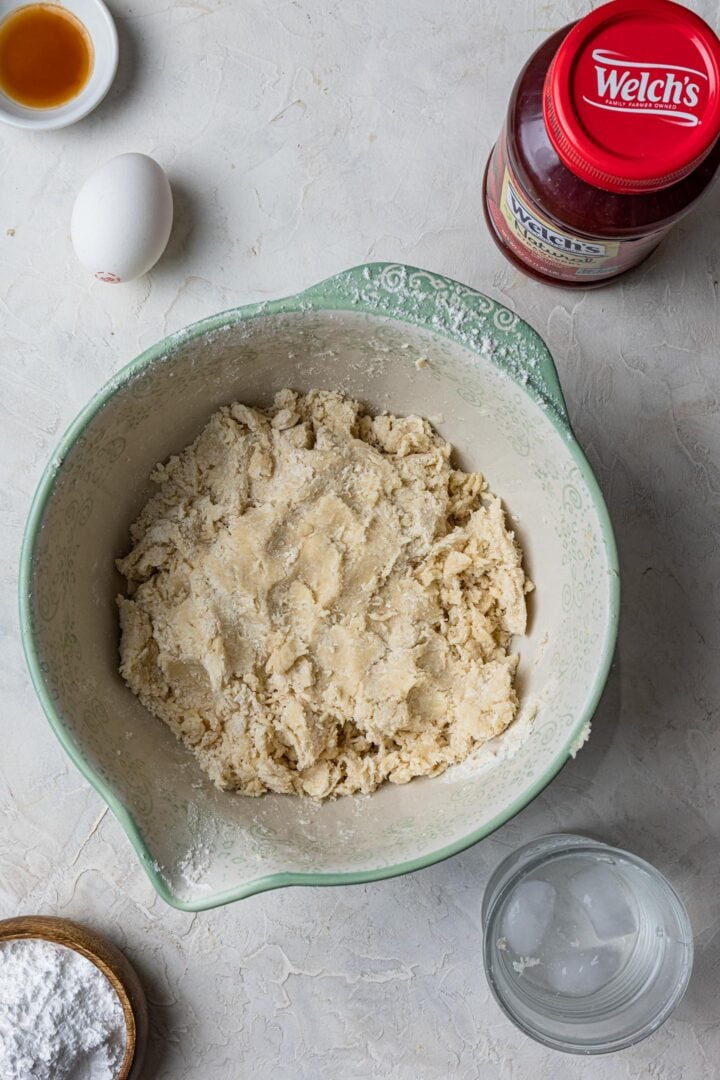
20;263;619;910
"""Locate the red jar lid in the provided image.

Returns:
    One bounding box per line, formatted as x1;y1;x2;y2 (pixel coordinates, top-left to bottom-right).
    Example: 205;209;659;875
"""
544;0;720;193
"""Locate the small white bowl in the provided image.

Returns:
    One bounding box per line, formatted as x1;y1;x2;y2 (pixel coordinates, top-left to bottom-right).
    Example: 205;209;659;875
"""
0;0;118;130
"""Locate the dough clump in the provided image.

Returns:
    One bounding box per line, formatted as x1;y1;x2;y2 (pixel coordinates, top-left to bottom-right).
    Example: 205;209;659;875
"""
117;389;530;799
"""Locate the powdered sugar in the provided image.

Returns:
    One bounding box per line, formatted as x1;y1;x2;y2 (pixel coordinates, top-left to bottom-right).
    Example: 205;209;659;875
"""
0;938;126;1080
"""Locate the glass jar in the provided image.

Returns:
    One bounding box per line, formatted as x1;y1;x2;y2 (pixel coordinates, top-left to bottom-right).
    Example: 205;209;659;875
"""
483;0;720;288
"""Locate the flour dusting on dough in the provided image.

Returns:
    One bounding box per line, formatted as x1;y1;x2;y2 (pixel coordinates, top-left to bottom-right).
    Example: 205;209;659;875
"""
117;389;531;799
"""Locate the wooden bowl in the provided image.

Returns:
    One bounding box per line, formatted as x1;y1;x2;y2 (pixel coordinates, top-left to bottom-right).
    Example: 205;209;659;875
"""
0;915;148;1079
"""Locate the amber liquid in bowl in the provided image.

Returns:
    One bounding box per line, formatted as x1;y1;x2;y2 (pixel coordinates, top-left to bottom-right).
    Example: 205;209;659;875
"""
0;3;93;108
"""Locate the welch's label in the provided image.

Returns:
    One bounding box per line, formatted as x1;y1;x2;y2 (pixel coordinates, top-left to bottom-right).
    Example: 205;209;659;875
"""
584;49;706;127
499;174;616;267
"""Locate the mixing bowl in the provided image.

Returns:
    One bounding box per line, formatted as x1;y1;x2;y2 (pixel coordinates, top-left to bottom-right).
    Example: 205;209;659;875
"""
20;263;619;910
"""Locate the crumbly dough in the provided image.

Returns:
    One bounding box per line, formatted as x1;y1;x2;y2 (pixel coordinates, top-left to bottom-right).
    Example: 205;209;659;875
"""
117;390;531;799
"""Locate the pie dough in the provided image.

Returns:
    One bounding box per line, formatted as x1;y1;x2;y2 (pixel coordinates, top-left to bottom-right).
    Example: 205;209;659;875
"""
117;389;530;799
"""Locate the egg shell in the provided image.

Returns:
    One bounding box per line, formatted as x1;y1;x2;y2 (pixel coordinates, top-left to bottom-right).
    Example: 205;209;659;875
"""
71;153;173;283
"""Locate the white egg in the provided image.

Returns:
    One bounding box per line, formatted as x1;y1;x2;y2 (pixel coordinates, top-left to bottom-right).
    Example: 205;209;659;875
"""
71;153;173;283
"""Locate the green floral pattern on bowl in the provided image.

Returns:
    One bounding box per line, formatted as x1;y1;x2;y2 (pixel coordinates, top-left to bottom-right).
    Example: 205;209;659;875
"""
20;263;619;910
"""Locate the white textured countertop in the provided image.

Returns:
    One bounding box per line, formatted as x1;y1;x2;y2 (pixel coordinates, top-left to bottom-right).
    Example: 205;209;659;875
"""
2;1;719;1076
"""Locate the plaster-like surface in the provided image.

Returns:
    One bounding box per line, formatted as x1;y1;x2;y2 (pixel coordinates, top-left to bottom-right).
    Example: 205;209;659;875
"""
2;1;719;1075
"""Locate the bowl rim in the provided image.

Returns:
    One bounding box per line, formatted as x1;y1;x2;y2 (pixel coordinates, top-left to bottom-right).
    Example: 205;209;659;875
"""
18;261;620;911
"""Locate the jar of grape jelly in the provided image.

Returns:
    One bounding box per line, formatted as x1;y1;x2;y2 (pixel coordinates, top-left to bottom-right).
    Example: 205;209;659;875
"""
483;0;720;287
